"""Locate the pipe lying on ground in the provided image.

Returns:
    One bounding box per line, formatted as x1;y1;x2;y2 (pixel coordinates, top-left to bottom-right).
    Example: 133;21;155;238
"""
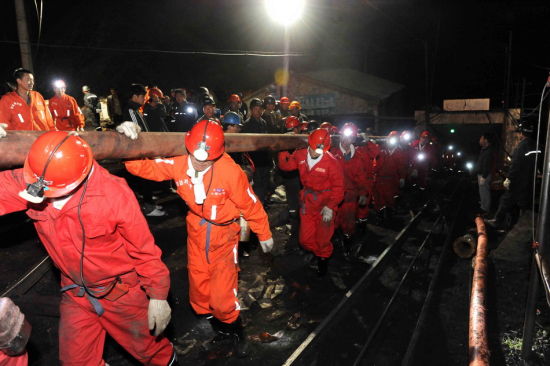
469;217;490;366
0;131;313;168
453;234;476;258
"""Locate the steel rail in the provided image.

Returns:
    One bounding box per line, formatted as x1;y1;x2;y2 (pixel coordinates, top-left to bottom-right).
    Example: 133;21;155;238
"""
352;215;442;366
401;185;465;365
282;202;429;366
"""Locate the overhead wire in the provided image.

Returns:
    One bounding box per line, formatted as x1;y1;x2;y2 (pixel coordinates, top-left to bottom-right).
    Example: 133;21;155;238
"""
0;40;304;57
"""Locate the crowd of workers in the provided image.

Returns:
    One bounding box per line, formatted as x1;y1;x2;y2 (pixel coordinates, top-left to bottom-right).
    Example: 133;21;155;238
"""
0;67;537;365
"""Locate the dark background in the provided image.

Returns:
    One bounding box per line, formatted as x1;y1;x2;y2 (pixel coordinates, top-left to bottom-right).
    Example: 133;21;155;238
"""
1;0;549;114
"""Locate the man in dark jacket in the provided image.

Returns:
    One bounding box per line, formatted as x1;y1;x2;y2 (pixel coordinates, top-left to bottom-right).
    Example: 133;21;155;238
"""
119;84;166;217
169;89;197;132
488;122;537;230
143;94;169;132
242;98;272;204
476;132;496;213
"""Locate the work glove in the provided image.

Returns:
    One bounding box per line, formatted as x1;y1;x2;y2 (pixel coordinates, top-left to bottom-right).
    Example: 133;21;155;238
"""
148;299;171;336
0;123;7;138
358;195;368;206
259;237;274;253
503;178;511;190
116;121;141;140
76;126;85;132
399;178;405;188
321;206;333;223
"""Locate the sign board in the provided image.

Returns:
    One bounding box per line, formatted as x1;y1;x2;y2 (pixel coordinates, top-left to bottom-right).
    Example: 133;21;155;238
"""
297;93;337;116
443;98;490;111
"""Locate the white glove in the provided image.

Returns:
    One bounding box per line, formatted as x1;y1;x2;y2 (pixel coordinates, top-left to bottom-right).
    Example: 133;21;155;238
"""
321;206;333;223
0;123;7;138
358;195;368;206
148;299;171;336
399;178;405;188
503;178;511;190
260;237;274;253
116;121;141;140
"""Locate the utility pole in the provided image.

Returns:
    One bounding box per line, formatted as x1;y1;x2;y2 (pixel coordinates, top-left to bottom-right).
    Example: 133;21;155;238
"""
14;0;33;71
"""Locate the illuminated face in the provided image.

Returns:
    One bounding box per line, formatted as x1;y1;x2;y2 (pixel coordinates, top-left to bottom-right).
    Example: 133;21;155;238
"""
17;73;34;92
175;93;185;104
308;146;321;159
135;94;146;106
189;153;214;172
203;104;215;118
251;106;263;118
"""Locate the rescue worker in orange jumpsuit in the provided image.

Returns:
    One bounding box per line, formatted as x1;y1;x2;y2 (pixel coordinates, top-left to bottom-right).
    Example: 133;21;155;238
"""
0;68;54;131
410;130;437;189
330;123;370;254
0;297;31;366
278;96;291;118
123;120;273;357
355;131;379;226
281;116;302;233
278;128;344;276
48;80;85;131
0;131;176;366
373;131;408;219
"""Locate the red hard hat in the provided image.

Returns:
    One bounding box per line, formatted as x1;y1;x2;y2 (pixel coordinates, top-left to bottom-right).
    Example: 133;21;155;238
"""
280;97;290;105
319;122;332;130
299;121;309;132
340;122;358;137
420;130;430;138
308;128;331;154
185;120;225;161
285;116;301;130
23;131;93;198
228;94;241;103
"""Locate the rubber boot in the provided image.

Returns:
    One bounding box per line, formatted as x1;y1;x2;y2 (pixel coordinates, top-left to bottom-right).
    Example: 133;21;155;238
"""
342;234;352;258
203;317;232;351
317;257;328;277
227;316;249;358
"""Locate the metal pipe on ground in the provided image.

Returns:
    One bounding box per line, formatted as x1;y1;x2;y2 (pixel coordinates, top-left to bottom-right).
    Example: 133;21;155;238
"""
469;216;490;366
0;131;312;168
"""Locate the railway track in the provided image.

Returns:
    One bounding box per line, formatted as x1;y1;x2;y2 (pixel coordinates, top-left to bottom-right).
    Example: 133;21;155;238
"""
283;179;466;366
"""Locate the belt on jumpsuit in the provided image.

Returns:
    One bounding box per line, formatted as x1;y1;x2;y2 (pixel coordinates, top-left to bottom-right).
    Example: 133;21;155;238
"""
302;188;331;214
60;276;123;316
199;217;238;264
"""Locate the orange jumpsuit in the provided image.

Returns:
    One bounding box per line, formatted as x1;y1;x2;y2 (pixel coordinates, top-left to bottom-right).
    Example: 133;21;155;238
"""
331;144;369;236
356;141;379;220
48;94;84;131
373;147;408;210
125;154;272;324
278;149;344;258
0;91;55;130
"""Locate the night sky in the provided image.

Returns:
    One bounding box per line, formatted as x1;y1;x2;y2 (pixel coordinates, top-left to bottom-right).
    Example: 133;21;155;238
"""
1;0;549;114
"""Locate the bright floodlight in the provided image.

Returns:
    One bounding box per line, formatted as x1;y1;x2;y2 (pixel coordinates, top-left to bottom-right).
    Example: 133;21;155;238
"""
417;153;425;161
448;145;454;151
53;79;66;89
466;162;474;170
186;106;194;114
343;128;353;137
389;137;397;145
402;132;411;141
265;0;305;26
457;152;462;157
